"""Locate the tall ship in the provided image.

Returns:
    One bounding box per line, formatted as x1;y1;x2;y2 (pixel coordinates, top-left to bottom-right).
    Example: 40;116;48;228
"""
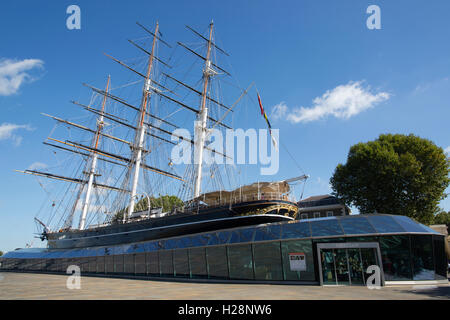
18;21;307;250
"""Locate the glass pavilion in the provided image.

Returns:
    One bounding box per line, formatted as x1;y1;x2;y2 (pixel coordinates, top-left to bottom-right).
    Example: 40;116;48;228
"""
1;214;448;286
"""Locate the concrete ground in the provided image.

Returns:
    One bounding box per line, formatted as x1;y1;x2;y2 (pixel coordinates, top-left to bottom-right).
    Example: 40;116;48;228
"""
0;272;449;300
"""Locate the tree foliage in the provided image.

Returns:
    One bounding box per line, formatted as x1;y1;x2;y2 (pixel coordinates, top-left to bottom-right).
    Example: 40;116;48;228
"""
113;195;184;222
0;251;3;256
330;134;450;224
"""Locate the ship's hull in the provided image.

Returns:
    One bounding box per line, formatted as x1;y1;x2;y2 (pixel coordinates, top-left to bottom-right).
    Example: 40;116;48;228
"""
47;199;298;249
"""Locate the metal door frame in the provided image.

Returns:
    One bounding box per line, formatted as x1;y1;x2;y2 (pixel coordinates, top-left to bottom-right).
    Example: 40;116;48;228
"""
317;242;385;286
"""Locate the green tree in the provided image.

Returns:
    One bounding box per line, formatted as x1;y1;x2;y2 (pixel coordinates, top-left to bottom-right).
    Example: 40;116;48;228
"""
113;195;184;222
0;251;3;256
330;134;450;224
433;210;450;226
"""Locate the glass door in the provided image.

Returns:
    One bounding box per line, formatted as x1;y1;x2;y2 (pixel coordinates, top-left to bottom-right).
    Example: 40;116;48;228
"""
318;243;383;286
320;249;337;285
360;248;378;285
334;249;350;285
347;248;364;285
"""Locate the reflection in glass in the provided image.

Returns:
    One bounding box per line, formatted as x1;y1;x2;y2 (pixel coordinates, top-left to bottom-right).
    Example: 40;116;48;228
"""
228;245;254;280
159;250;174;277
320;249;336;285
173;249;189;277
189;247;207;278
433;236;448;280
379;235;412;280
411;235;435;280
253;242;283;280
334;249;350;285
206;246;228;279
347;248;364;285
146;251;159;276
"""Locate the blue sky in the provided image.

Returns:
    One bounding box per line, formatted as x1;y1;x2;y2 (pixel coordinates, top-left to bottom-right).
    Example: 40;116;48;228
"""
0;0;449;252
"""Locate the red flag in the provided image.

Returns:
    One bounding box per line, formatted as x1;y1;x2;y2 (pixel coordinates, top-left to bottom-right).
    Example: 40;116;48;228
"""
257;93;264;116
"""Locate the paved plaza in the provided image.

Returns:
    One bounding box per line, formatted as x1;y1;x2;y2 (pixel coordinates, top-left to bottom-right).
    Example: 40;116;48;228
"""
0;272;449;300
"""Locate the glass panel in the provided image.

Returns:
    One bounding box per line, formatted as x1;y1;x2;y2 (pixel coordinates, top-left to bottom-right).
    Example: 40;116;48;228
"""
173;249;189;277
254;225;282;241
347;249;364;285
310;219;344;237
159;250;173;277
334;249;350;285
89;256;97;273
96;256;105;273
105;255;114;274
281;221;311;239
113;254;124;274
206;246;228;279
379;235;412;280
123;254;135;274
366;215;404;233
360;248;378;285
433;236;448;280
281;239;316;281
339;217;376;235
218;230;232;244
411;235;435;280
320;249;337;285
229;231;241;244
146;252;159;276
393;215;431;233
135;252;146;275
253;242;283;280
206;233;220;246
239;228;255;242
189;247;207;279
228;244;254;280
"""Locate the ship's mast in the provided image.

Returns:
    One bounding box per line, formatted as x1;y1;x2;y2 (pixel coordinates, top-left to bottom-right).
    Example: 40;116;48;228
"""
126;22;159;221
78;75;110;230
193;21;214;199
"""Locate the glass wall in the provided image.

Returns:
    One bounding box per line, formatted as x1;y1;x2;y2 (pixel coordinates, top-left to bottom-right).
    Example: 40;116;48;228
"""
281;239;316;281
189;247;207;279
411;235;435;280
146;251;159;276
379;235;412;280
206;246;228;279
1;226;446;285
433;235;448;280
227;244;254;280
159;250;173;277
173;249;189;278
253;242;283;281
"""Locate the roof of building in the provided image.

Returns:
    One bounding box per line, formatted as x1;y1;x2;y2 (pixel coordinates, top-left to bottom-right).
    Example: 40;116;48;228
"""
299;194;334;202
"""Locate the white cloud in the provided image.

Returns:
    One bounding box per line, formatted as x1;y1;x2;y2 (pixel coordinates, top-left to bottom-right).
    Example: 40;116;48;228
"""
27;162;48;171
270;102;288;120
284;81;390;123
0;123;34;146
0;58;44;96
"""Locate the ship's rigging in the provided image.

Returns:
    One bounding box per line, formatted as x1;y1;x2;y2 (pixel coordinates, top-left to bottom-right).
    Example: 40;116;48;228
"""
17;21;308;238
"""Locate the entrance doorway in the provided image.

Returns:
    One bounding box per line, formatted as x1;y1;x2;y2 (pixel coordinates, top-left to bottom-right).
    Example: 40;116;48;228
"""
317;242;384;286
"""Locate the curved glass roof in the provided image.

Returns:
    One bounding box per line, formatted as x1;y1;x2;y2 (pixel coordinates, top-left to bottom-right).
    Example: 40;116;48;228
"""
2;214;442;259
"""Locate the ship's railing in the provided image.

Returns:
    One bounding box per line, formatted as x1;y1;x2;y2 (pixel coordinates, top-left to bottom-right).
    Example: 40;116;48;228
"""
187;192;292;211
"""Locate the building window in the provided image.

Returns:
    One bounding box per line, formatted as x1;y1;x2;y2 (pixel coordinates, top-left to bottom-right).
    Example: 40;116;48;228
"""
314;212;321;218
301;213;308;220
327;211;333;217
